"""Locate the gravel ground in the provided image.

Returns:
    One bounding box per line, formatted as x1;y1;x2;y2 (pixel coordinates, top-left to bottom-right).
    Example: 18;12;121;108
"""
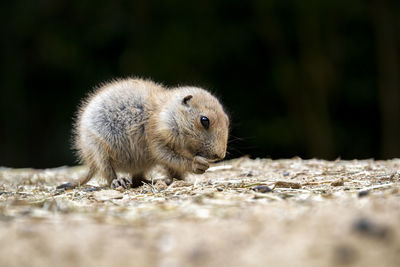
0;157;399;267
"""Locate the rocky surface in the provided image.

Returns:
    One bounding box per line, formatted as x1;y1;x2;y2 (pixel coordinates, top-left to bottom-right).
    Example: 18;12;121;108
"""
0;157;399;267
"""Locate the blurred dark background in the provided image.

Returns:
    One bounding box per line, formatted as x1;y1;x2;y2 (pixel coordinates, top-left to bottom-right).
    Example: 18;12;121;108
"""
1;0;399;168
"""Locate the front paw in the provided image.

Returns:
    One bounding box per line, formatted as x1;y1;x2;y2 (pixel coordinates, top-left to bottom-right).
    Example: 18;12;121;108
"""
192;156;210;174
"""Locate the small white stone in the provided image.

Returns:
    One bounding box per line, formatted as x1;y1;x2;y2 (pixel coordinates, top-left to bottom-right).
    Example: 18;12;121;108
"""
94;190;123;201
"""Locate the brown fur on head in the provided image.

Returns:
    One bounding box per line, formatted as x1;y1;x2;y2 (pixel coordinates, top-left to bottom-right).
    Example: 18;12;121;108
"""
157;86;229;162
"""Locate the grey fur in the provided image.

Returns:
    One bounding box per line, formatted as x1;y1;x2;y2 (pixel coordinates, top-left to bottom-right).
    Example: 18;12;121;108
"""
57;78;229;189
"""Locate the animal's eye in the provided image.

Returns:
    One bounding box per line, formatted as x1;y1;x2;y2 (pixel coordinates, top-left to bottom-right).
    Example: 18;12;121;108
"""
200;116;210;129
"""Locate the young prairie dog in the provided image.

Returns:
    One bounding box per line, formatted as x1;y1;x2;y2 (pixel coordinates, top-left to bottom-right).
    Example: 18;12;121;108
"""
57;78;229;189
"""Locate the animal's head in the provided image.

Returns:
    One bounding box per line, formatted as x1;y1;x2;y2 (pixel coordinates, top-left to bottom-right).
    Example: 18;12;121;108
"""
161;87;230;161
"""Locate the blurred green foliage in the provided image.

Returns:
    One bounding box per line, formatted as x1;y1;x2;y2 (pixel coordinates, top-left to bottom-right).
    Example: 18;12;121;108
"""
1;0;399;167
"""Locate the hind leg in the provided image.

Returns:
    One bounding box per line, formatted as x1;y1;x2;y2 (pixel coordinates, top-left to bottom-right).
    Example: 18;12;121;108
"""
96;158;118;188
57;164;97;190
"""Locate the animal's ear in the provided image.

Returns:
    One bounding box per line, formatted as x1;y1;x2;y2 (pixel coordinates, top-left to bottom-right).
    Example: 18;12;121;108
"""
182;95;193;106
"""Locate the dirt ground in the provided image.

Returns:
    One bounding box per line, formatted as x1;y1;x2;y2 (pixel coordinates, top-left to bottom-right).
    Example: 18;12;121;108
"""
0;157;399;267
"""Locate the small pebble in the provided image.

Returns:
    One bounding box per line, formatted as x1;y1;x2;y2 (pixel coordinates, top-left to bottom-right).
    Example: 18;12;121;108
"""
283;172;290;176
331;180;344;186
115;186;125;192
155;180;168;191
53;189;65;196
252;185;272;193
84;187;101;192
352;217;390;240
358;190;369;197
239;171;254;177
274;181;301;189
216;187;223;192
94;190;123;201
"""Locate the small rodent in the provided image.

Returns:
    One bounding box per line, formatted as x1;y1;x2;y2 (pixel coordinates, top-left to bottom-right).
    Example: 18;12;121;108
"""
57;78;229;189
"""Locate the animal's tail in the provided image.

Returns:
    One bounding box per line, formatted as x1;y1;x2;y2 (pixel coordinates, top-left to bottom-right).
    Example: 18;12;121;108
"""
56;166;96;190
